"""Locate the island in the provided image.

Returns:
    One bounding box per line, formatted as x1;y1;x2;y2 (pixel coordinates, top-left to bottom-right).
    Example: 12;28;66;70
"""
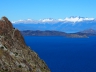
20;30;96;38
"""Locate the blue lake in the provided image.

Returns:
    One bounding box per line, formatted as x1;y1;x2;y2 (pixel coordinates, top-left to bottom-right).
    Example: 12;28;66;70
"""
24;36;96;72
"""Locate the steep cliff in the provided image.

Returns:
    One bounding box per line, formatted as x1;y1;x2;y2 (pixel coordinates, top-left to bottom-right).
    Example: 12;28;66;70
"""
0;17;50;72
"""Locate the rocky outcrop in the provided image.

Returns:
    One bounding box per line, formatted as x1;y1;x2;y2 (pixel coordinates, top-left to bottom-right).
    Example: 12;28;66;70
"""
0;17;50;72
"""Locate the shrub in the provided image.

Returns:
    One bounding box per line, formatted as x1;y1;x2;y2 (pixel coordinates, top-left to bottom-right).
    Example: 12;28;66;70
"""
1;46;4;49
14;52;18;56
4;69;8;71
4;45;7;49
18;65;22;68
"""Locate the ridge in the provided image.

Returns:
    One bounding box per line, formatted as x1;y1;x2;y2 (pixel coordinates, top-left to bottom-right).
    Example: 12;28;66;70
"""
0;17;50;72
12;17;95;24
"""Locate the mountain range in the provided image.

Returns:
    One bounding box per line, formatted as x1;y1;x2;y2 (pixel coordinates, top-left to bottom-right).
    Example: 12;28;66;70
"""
21;29;96;38
80;29;96;34
13;17;96;33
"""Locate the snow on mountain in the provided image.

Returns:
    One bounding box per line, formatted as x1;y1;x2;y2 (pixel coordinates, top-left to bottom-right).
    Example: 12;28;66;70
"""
12;18;56;24
12;17;96;33
39;18;54;22
12;19;37;24
63;17;94;22
12;17;95;24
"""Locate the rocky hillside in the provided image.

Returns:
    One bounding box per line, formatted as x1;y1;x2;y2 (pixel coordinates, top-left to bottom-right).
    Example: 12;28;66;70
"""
0;17;50;72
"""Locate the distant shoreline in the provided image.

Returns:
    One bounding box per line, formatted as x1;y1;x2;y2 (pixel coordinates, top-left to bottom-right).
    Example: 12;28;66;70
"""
20;30;96;38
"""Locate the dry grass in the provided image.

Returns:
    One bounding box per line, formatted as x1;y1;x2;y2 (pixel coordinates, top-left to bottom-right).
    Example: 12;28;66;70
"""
0;49;3;57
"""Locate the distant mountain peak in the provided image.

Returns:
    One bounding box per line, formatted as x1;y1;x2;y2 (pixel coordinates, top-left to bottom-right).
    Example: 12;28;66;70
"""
81;29;96;34
64;16;95;22
12;17;95;24
39;18;55;22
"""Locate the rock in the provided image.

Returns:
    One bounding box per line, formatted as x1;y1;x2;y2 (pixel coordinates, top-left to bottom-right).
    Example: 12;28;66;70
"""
0;17;50;72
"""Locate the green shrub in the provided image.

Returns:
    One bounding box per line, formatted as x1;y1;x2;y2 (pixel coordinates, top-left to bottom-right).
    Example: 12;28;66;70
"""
4;45;7;49
4;69;8;71
1;46;4;49
18;65;22;68
14;52;18;56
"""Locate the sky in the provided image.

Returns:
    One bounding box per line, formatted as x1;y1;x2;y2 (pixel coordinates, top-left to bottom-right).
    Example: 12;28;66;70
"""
0;0;96;21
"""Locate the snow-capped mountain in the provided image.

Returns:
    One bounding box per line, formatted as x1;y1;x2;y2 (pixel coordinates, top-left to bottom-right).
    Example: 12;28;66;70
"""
12;17;95;24
12;17;96;33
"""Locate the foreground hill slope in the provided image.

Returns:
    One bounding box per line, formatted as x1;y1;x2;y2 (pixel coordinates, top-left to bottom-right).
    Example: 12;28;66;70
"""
0;17;50;72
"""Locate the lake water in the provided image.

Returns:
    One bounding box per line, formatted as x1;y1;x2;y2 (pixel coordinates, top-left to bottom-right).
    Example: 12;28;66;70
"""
24;36;96;72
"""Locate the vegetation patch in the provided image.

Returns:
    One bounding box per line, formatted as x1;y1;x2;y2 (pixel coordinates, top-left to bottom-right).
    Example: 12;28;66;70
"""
1;46;4;49
14;52;18;56
18;65;22;68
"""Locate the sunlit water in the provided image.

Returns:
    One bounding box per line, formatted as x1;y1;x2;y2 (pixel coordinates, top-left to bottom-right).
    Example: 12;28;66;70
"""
24;36;96;72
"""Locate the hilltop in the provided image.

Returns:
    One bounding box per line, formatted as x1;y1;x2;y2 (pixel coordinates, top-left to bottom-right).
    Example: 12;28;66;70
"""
0;17;50;72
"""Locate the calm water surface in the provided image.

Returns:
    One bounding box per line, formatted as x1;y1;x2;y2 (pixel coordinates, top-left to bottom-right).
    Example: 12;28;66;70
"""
24;36;96;72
